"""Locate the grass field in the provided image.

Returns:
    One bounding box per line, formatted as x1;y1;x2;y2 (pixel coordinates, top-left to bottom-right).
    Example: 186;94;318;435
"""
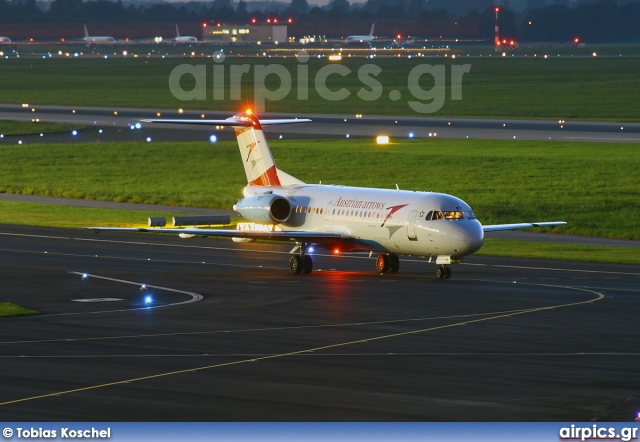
480;238;639;265
0;301;39;318
0;138;638;240
0;120;81;136
0;200;189;228
1;56;639;120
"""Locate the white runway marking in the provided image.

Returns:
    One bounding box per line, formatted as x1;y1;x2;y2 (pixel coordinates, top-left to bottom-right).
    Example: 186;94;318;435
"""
72;298;124;302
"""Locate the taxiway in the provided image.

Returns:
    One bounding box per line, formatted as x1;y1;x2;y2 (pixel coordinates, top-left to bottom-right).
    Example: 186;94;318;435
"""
0;225;639;421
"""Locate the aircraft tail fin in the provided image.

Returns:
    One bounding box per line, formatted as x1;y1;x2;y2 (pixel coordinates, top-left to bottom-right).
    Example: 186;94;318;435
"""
229;113;312;186
369;23;375;37
139;112;311;187
175;24;180;37
83;24;89;38
233;113;281;186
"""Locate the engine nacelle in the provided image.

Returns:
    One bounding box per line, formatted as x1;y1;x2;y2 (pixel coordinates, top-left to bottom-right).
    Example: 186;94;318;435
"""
233;194;292;224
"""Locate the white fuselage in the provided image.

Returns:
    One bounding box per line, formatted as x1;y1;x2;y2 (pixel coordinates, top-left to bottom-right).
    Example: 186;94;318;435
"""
0;37;12;44
243;184;484;259
83;36;116;44
344;35;374;44
175;36;198;44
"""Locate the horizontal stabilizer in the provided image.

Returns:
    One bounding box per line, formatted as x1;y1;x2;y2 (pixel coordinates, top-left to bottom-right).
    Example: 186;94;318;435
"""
482;221;566;233
140;118;311;127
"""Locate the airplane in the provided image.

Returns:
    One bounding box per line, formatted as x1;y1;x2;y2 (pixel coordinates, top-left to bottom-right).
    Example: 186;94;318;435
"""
344;23;375;44
173;24;198;45
0;37;12;45
82;25;116;47
88;111;566;279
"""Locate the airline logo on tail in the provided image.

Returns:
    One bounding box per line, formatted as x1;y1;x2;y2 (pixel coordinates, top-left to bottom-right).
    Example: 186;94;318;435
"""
233;114;281;187
244;140;260;162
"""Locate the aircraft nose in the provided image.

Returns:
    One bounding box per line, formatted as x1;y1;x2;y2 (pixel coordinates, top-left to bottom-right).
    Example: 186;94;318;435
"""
455;221;484;255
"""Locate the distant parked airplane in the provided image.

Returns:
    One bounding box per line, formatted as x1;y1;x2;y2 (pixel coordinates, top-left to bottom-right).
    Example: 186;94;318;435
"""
0;36;12;44
173;25;198;45
344;23;375;44
89;111;566;279
83;25;116;47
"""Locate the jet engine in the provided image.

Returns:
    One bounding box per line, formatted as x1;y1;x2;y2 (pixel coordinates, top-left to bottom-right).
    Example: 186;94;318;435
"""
233;194;292;224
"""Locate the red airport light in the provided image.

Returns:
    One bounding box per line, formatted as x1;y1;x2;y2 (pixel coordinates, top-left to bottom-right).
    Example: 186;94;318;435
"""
202;23;207;27
397;34;402;39
574;37;580;43
273;18;278;23
510;40;515;45
251;18;256;23
266;18;271;23
288;18;293;23
495;7;500;12
217;23;221;27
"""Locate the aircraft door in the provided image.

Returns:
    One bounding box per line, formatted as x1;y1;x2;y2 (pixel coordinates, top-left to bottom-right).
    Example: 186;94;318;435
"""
325;202;333;220
407;210;418;240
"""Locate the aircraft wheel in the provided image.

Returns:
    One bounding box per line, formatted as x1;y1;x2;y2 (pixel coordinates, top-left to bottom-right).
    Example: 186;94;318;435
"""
436;265;451;279
389;254;400;273
289;255;303;274
376;254;390;273
302;255;313;274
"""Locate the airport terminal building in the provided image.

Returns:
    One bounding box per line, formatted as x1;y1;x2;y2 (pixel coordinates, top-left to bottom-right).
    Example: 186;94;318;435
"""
203;23;287;44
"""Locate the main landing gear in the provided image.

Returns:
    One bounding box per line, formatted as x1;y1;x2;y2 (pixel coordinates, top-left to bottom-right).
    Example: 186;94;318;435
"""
289;245;313;274
376;253;399;273
436;265;451;279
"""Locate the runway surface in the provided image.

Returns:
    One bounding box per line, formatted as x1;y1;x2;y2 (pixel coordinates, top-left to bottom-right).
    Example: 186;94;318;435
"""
2;104;640;144
1;224;639;421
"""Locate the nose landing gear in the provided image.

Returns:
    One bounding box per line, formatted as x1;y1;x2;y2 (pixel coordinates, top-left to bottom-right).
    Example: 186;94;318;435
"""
436;265;451;279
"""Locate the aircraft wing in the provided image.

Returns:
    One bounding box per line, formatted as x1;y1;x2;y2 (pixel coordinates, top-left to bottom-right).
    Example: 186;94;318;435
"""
482;221;566;233
86;227;342;243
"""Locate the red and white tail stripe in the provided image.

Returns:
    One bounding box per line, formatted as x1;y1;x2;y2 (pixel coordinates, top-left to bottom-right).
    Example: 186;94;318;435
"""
233;113;281;187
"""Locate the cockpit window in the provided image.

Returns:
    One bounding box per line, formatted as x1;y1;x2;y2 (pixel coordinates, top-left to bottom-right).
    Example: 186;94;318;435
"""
443;211;463;220
426;210;475;221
